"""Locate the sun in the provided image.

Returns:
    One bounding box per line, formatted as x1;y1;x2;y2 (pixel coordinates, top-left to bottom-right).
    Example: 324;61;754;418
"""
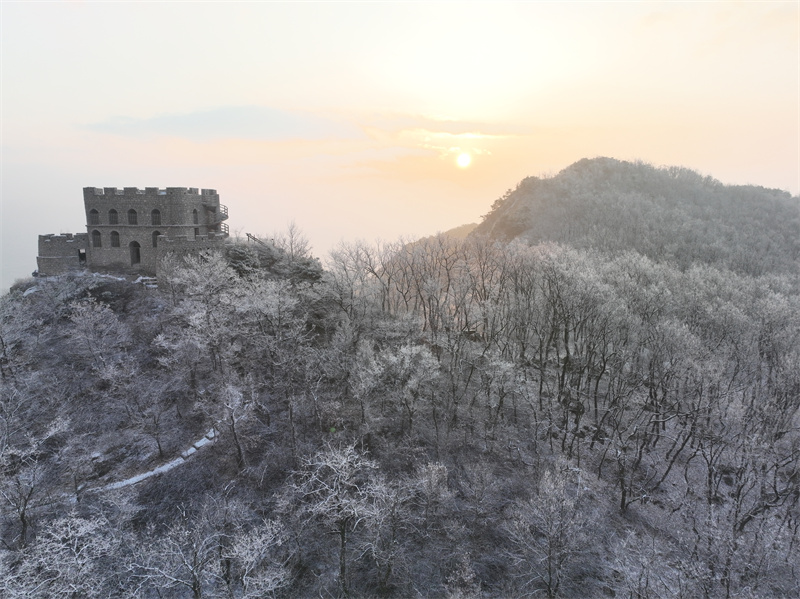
457;153;472;168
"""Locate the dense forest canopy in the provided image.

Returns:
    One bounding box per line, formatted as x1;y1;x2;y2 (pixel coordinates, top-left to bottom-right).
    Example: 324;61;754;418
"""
1;159;799;598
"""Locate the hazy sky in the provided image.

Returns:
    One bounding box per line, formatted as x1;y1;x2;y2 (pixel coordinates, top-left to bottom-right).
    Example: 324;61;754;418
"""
2;1;798;291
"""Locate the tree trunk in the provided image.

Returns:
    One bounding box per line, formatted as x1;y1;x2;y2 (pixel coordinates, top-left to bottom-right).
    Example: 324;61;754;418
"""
339;519;349;596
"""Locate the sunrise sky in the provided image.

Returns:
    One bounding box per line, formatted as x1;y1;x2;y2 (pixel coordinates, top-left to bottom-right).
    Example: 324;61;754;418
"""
1;1;798;290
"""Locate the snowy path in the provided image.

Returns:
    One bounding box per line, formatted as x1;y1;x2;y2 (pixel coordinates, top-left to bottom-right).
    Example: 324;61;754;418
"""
95;428;218;492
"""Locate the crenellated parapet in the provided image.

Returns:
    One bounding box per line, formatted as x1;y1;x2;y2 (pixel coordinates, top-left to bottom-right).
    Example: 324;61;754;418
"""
38;232;88;244
86;187;218;198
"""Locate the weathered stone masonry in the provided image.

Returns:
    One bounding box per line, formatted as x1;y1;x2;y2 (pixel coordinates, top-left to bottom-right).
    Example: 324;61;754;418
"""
37;187;229;276
37;233;89;275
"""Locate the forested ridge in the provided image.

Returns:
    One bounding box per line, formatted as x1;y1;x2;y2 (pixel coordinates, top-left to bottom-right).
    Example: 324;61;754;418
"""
476;157;799;277
2;159;799;598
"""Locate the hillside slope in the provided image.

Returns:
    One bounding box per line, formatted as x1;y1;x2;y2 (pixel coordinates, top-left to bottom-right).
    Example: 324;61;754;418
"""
2;167;799;599
474;157;800;276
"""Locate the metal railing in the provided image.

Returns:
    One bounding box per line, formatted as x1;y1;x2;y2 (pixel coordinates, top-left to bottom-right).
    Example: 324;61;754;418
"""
246;232;271;247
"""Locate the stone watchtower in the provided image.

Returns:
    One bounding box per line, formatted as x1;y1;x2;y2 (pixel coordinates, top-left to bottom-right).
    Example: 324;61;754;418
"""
37;187;229;276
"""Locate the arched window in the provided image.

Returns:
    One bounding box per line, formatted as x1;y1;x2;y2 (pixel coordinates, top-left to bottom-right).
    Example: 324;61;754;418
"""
192;209;199;225
91;230;102;248
111;231;120;248
152;230;161;248
88;209;100;225
128;209;138;225
108;209;118;225
151;209;161;226
129;241;141;265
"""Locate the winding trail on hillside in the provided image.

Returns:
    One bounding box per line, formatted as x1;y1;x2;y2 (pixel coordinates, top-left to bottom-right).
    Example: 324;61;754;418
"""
92;428;218;493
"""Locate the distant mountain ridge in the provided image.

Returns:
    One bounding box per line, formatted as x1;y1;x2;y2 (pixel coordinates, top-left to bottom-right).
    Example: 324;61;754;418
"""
472;157;800;276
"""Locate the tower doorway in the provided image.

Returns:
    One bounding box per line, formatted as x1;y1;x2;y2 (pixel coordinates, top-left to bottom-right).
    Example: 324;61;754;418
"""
129;241;141;265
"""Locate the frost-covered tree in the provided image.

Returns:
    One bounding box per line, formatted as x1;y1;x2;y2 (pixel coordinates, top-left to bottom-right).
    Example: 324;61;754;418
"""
1;512;119;598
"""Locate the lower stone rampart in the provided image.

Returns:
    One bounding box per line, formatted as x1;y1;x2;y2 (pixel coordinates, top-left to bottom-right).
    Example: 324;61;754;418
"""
37;234;88;276
156;235;229;281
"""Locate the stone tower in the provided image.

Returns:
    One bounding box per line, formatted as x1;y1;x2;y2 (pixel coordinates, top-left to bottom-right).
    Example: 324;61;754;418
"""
37;187;229;276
